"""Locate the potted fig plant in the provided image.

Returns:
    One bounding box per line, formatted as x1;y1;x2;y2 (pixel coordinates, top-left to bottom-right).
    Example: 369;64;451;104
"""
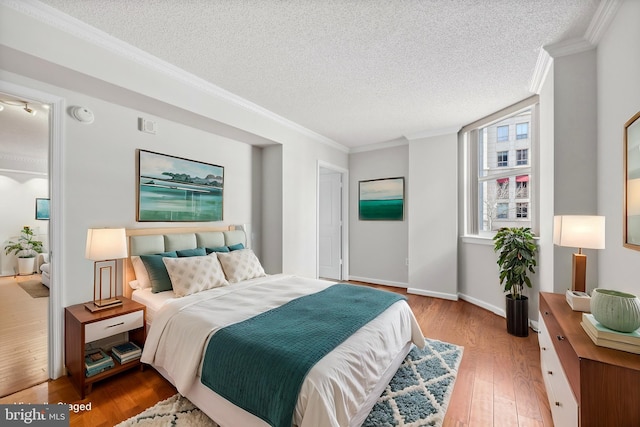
493;227;537;337
4;226;44;275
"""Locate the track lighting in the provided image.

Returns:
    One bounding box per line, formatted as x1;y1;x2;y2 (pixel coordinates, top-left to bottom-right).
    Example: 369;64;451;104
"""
0;99;38;116
23;102;37;116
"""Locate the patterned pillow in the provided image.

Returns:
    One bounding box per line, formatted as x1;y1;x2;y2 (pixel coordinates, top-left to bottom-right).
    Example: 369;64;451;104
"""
217;249;266;283
162;254;228;297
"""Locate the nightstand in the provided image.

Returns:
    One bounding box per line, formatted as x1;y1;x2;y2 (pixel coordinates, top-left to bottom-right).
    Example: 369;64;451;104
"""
65;296;146;398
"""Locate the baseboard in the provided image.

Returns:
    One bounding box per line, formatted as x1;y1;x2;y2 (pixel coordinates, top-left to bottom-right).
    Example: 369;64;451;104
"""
407;287;459;301
458;293;538;330
347;275;408;289
458;293;505;317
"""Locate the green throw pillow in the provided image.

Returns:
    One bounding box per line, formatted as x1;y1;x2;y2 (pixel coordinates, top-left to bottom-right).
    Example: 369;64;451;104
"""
176;247;207;257
140;251;178;293
227;243;245;251
205;246;230;254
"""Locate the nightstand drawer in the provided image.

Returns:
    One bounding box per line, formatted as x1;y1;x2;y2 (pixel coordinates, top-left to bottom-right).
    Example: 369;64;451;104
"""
85;311;143;343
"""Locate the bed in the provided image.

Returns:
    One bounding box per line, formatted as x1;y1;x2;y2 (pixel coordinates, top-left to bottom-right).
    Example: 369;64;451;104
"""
124;226;425;427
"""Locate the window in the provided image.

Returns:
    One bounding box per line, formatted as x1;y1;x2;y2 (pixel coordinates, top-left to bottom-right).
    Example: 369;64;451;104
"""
497;151;508;167
516;149;528;165
497;203;508;219
516;123;529;139
516;202;528;218
516;176;528;198
497;125;509;142
462;96;538;235
496;178;509;199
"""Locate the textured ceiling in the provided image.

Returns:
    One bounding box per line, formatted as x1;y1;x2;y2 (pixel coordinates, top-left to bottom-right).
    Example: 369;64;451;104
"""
37;0;599;148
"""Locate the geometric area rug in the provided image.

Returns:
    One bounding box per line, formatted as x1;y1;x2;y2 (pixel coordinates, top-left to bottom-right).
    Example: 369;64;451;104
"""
115;338;463;427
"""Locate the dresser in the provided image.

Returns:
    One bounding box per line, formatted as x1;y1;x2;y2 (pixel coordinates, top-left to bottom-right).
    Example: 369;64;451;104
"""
539;292;640;427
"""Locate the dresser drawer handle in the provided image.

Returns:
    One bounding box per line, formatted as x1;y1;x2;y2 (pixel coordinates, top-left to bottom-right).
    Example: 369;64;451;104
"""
547;370;553;375
544;311;550;316
541;346;547;351
555;401;561;407
556;335;565;341
106;322;125;329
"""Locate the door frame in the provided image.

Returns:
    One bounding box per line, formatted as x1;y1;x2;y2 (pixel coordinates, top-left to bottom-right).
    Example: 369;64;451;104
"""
316;160;349;281
0;80;65;379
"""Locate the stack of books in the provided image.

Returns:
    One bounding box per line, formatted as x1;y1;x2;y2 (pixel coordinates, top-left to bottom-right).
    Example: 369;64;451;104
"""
85;349;114;377
581;313;640;354
111;342;142;364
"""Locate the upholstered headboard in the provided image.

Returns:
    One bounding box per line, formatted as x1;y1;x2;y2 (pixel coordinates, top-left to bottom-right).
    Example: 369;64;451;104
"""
123;226;246;298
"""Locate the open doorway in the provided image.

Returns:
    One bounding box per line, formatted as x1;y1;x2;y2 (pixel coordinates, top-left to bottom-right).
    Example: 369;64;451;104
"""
317;162;349;281
0;94;50;396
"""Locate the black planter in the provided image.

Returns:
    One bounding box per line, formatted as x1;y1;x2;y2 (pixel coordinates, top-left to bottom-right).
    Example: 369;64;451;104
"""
505;295;529;337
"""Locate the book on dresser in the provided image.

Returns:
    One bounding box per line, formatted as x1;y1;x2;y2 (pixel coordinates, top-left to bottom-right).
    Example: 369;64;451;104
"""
111;341;142;364
581;313;640;354
85;349;115;377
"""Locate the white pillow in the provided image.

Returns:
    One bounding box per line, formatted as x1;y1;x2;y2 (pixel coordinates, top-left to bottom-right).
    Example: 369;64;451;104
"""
162;254;228;297
217;249;266;283
131;256;151;289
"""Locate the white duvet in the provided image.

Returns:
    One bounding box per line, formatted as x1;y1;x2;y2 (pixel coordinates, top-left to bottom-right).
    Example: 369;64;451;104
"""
141;274;425;427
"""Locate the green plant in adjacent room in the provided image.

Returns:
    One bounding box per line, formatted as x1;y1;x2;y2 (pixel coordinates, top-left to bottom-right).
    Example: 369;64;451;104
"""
493;227;537;300
4;226;44;258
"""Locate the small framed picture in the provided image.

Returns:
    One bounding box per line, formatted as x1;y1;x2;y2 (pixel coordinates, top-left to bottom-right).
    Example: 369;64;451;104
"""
35;198;50;220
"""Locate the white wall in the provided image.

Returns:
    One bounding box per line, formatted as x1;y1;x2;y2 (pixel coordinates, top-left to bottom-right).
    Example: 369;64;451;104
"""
348;145;409;286
408;133;458;299
597;0;640;295
551;49;599;293
0;172;49;275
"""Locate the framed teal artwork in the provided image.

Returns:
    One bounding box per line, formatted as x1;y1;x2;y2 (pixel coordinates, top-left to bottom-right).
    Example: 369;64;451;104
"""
35;198;49;220
137;150;224;222
358;177;405;221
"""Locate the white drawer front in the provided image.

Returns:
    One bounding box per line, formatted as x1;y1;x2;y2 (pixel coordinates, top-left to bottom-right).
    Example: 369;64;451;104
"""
539;314;578;427
85;311;143;343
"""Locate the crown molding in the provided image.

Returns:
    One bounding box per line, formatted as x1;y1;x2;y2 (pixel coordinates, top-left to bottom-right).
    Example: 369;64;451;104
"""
529;47;553;94
529;0;621;95
405;126;461;141
2;0;348;153
349;125;461;154
585;0;621;45
349;137;409;154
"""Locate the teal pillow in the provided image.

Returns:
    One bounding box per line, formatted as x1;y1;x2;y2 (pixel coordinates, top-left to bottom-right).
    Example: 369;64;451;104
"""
205;246;230;254
228;243;245;251
140;251;178;293
177;247;206;257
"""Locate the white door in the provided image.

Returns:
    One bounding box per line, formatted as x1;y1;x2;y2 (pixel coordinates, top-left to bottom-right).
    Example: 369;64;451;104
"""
319;170;342;280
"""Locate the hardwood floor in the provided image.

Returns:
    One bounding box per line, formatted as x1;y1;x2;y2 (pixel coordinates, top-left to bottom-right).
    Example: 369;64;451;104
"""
0;274;49;397
0;283;552;427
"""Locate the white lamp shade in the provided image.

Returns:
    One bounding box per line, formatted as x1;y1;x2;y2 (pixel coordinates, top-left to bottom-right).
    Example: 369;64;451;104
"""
553;215;605;249
85;228;128;260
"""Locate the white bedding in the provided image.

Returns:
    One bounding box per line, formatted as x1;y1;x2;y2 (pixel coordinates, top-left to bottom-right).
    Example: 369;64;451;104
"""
141;274;425;427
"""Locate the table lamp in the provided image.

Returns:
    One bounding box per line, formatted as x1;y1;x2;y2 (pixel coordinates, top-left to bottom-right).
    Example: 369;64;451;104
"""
84;228;128;312
553;215;605;293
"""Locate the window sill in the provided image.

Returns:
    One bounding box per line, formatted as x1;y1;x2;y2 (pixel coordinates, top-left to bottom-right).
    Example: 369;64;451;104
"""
460;235;494;246
461;235;540;246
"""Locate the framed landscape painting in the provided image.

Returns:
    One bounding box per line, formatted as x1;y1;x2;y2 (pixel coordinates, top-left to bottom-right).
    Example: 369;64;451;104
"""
137;150;224;222
359;177;405;221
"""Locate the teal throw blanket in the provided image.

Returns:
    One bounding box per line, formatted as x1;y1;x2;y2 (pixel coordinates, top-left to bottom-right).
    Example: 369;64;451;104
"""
201;283;406;427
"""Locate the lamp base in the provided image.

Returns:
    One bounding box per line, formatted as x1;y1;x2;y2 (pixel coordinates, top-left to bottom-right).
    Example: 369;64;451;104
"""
572;252;587;293
84;298;123;312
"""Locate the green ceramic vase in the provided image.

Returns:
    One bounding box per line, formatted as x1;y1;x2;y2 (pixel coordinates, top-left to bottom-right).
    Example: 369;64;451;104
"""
590;289;640;333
